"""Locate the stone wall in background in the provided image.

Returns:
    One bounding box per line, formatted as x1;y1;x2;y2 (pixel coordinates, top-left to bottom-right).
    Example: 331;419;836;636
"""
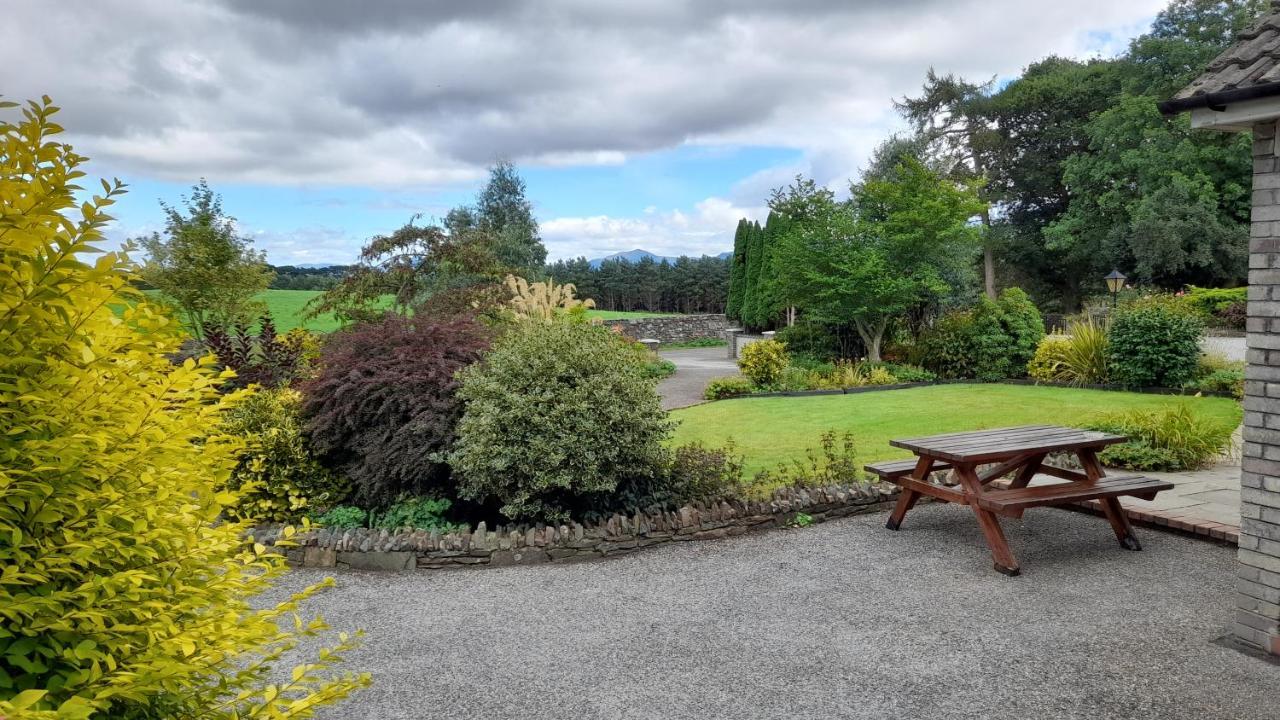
254;483;898;572
608;314;728;344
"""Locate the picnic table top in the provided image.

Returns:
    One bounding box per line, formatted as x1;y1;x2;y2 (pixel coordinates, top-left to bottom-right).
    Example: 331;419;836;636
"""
888;424;1125;464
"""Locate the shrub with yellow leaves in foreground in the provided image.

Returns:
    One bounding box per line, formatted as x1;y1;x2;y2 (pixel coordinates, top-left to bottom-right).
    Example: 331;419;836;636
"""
0;97;368;718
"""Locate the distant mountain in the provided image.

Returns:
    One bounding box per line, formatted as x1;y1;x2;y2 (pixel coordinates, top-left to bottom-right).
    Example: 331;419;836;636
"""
587;248;731;268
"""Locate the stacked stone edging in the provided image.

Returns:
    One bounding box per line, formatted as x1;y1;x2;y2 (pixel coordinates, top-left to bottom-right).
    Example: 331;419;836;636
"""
253;483;898;571
608;314;728;344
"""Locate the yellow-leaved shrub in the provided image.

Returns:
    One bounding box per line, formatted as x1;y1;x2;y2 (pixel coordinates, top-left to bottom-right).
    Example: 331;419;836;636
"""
0;98;367;718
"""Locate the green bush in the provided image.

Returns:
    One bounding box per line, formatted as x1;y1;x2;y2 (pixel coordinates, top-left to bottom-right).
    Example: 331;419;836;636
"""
1086;404;1232;471
314;505;367;529
1184;354;1245;399
913;310;980;378
452;320;674;523
881;363;937;383
915;288;1043;381
789;354;837;375
704;376;755;400
612;442;750;511
1027;319;1108;386
1184;286;1245;317
1107;302;1203;388
1028;334;1070;383
373;496;464;532
738;339;789;386
997;287;1045;373
774;321;841;361
643;357;677;379
219;387;349;522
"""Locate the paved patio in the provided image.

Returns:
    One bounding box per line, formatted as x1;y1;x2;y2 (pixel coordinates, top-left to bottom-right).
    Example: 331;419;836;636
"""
265;506;1278;719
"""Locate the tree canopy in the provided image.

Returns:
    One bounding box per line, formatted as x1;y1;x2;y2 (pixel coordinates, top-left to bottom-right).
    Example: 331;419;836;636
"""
768;159;984;361
138;180;273;338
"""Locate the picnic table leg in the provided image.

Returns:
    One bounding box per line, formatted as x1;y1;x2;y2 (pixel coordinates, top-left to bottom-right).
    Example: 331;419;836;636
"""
886;456;932;531
1078;449;1142;551
956;464;1021;576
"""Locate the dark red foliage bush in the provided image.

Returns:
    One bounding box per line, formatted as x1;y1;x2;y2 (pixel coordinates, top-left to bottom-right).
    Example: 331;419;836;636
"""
204;315;302;389
300;314;492;506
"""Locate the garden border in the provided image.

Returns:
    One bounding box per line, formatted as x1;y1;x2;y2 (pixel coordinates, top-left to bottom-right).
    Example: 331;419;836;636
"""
717;379;1238;401
254;483;899;572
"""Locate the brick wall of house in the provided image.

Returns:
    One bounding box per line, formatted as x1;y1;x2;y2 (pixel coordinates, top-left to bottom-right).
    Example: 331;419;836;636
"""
1238;118;1280;655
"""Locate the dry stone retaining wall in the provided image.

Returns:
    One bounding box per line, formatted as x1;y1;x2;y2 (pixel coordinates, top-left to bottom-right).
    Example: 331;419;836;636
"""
607;314;728;344
255;483;898;572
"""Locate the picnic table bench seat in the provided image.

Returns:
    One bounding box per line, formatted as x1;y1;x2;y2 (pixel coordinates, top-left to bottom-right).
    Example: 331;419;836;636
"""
979;474;1173;517
864;458;952;480
875;425;1174;576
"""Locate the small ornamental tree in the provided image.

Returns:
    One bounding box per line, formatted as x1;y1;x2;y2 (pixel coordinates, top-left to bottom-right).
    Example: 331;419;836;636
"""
301;314;492;506
451;321;674;523
137;180;274;339
0;97;365;719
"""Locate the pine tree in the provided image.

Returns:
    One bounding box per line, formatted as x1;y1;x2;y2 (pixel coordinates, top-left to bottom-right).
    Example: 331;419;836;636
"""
741;219;767;329
726;219;748;319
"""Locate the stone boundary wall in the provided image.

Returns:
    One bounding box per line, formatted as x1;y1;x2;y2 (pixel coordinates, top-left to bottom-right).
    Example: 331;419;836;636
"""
607;314;728;344
254;483;898;572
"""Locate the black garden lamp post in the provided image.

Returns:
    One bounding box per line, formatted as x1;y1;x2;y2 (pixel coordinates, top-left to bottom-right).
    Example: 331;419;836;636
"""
1104;270;1126;309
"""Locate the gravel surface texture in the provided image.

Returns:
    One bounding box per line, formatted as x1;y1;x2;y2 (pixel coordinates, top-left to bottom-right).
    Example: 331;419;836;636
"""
656;347;739;409
260;504;1279;720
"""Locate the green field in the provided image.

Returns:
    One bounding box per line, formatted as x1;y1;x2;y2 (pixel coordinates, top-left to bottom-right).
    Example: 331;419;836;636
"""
670;384;1242;477
142;289;343;333
145;289;682;333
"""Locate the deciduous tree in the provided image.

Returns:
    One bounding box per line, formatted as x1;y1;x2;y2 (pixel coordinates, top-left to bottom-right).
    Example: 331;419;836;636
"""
138;180;273;338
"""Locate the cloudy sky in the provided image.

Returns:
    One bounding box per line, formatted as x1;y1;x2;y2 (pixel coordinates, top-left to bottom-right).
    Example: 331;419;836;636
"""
4;0;1166;264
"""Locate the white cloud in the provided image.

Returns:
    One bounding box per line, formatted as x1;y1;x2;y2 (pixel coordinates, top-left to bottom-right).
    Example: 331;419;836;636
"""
2;0;1165;190
543;196;767;260
3;0;1170;259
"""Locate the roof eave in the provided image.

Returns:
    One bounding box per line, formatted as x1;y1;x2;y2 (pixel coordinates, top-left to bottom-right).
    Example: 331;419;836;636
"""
1159;81;1280;115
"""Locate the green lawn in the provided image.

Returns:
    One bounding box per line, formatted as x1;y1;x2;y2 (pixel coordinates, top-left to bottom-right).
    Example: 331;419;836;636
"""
670;384;1242;477
144;290;676;333
586;309;682;321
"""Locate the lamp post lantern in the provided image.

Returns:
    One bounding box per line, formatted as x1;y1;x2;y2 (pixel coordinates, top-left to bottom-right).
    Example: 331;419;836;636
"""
1104;270;1126;309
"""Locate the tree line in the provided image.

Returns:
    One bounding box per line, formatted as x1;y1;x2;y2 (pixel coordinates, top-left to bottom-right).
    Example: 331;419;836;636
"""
730;0;1262;325
544;255;730;313
894;0;1261;310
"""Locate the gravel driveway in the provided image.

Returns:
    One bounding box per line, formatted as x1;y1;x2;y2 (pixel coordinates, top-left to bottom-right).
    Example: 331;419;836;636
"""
656;347;739;409
262;506;1279;720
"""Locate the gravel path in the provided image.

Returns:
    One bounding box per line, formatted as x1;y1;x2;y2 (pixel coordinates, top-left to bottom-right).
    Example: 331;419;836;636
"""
656;347;739;410
1202;335;1245;362
262;506;1279;720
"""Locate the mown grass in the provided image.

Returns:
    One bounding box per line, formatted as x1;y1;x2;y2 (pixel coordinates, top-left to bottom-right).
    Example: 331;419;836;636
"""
141;289;385;334
669;383;1241;478
144;290;679;333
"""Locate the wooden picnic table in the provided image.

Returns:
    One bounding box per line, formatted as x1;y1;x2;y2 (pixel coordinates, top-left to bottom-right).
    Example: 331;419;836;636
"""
865;425;1174;576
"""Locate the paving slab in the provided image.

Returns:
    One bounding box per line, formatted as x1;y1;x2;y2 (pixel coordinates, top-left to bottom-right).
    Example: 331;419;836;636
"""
261;506;1279;720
